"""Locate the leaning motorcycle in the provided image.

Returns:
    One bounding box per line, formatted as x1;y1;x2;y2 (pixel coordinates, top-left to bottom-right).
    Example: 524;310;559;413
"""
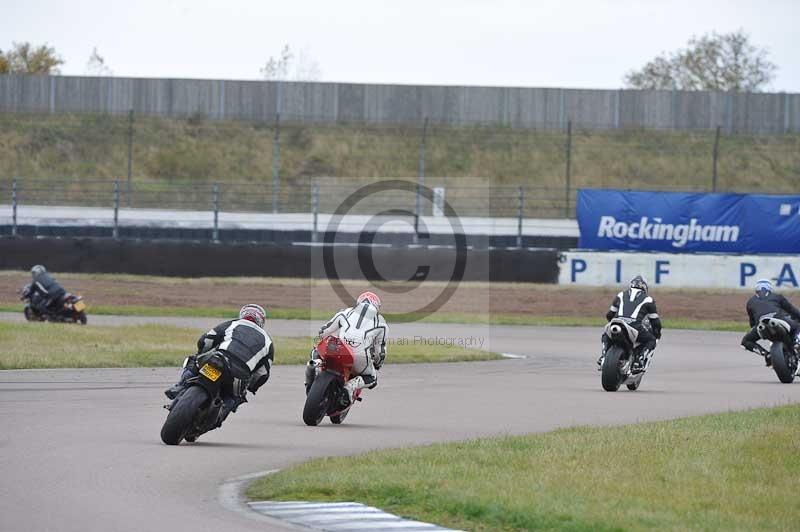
303;336;363;426
20;284;88;324
756;314;799;384
160;351;246;444
599;318;651;392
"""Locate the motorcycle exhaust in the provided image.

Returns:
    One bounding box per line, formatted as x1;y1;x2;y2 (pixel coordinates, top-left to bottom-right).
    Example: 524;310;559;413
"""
609;324;622;335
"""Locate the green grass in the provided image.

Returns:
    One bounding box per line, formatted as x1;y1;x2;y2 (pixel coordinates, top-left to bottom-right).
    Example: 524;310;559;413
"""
2;113;798;216
247;404;800;531
0;303;751;332
0;322;500;370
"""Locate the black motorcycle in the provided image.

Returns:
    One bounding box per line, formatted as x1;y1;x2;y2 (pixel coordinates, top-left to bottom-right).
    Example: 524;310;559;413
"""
756;314;799;383
160;351;247;445
599;318;651;392
21;284;88;324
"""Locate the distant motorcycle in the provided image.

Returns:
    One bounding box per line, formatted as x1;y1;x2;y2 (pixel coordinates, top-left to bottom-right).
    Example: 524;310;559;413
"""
20;284;88;324
303;336;363;426
756;314;799;384
599;318;652;392
160;351;247;445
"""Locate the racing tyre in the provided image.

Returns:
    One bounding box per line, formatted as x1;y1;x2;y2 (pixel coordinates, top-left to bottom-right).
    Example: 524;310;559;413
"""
77;312;87;325
23;306;36;322
303;371;336;426
601;346;624;392
770;342;796;384
161;386;208;445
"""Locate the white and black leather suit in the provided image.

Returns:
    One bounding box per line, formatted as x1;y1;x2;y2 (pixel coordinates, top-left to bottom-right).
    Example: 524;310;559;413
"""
312;301;388;390
741;292;800;353
603;287;662;356
170;318;274;415
30;271;67;314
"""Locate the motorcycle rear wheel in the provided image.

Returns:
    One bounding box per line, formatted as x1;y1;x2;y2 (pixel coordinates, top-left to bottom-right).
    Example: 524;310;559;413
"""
770;342;796;384
303;371;337;426
601;346;625;392
161;386;208;445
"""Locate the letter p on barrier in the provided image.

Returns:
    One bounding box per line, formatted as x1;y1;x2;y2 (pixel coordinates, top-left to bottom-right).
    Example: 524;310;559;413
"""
571;259;587;282
739;263;756;287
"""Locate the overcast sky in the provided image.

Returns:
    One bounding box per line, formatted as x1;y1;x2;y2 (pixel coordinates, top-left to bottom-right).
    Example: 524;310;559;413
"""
2;0;798;91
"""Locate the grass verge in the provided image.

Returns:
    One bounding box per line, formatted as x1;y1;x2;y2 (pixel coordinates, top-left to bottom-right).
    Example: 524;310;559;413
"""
247;404;800;531
0;322;500;370
0;303;750;332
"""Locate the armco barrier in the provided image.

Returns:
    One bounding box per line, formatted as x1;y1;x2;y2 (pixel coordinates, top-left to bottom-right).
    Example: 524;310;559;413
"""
0;225;578;250
0;237;560;283
559;251;800;289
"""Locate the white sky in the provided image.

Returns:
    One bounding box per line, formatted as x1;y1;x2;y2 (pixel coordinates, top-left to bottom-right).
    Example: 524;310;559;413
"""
2;0;798;91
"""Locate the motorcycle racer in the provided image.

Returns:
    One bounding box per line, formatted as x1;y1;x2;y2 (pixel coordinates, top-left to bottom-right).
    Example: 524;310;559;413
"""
740;279;800;366
165;304;274;425
598;275;662;373
307;291;388;405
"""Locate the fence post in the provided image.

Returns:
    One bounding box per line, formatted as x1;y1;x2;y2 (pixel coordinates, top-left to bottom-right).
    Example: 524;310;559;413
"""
564;120;572;217
311;180;320;243
212;184;220;242
11;177;18;237
272;113;281;213
113;180;120;239
126;109;134;207
414;117;429;245
712;125;721;192
517;186;524;249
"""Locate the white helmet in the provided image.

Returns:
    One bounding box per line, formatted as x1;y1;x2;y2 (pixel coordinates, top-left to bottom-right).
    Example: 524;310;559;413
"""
31;265;46;278
239;304;266;328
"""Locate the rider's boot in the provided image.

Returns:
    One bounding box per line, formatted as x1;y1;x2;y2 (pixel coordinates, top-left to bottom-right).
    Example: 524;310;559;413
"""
164;358;197;399
304;349;319;393
343;376;366;406
632;348;651;374
597;339;608;371
216;395;245;427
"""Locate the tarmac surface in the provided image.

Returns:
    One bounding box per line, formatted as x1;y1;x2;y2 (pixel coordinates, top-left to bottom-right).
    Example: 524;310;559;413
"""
1;315;798;531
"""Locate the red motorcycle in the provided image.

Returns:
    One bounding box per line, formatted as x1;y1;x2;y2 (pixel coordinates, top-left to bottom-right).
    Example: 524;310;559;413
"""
302;336;363;426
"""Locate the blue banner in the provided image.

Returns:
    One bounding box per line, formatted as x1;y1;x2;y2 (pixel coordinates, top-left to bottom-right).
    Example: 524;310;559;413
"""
577;189;800;254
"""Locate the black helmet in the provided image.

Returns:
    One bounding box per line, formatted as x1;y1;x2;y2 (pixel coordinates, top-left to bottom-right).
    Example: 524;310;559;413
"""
31;264;46;278
630;275;648;293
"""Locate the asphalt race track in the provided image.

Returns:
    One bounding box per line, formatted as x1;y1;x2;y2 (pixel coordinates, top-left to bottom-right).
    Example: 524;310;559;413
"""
1;315;798;531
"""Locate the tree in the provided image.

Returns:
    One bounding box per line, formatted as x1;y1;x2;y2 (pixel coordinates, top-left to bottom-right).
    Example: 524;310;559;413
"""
85;46;113;76
624;30;776;92
260;44;321;81
0;42;64;74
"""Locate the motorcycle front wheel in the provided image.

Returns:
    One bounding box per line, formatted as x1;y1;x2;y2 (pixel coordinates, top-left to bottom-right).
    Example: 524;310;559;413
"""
303;371;337;426
161;386;209;445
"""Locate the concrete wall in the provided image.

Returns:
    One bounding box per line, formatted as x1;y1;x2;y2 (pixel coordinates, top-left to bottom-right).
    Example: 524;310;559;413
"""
0;237;560;282
1;74;797;132
559;251;800;289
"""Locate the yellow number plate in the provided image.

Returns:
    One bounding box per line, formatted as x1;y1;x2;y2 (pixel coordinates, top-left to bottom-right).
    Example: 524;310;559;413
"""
199;363;221;382
73;301;86;312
